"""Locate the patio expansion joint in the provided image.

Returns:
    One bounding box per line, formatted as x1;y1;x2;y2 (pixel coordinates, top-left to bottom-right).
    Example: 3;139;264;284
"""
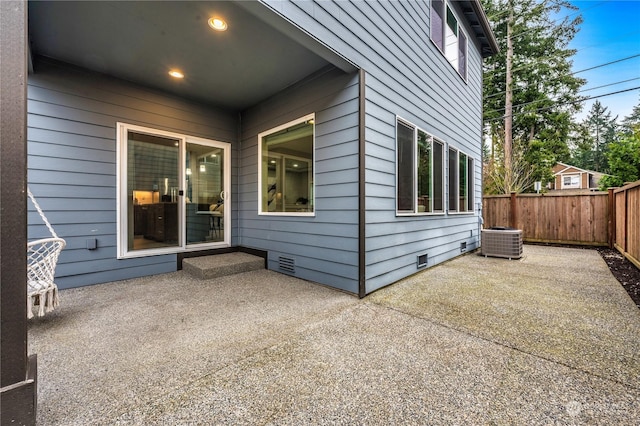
367;302;640;392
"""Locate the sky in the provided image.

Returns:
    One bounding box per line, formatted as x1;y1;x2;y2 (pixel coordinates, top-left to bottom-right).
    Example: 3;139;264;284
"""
567;0;640;122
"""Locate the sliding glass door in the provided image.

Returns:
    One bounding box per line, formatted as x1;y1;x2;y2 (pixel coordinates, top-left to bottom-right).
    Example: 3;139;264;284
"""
118;124;230;258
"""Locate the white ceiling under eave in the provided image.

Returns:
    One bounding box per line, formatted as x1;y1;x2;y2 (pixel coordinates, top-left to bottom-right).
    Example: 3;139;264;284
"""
28;0;357;112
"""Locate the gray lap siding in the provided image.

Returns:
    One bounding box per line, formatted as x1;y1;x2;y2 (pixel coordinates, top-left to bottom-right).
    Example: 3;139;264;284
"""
268;0;484;293
239;68;361;293
28;58;238;289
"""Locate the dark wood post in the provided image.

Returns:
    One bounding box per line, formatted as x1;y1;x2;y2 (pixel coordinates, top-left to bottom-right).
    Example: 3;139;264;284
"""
509;192;518;229
0;1;37;424
608;187;615;249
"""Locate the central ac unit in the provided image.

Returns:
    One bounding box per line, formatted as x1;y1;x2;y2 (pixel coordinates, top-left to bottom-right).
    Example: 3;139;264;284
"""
481;228;523;259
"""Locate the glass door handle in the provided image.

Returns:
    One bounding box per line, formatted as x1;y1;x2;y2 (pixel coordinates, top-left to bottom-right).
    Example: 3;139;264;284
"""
220;191;226;201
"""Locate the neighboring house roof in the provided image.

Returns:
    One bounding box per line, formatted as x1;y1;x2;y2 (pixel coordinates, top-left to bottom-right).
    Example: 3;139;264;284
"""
552;162;602;177
550;162;612;191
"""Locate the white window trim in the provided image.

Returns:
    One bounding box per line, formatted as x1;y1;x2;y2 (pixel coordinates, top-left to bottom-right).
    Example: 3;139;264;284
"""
447;146;476;215
561;173;581;189
430;0;469;83
257;113;316;217
116;122;231;259
396;117;445;217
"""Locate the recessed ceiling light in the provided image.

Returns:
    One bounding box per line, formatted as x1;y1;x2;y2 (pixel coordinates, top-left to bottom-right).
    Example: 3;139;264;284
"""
208;17;227;31
168;70;184;79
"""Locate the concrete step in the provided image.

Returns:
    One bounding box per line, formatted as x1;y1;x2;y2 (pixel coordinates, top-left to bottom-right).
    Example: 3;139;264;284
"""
182;252;265;280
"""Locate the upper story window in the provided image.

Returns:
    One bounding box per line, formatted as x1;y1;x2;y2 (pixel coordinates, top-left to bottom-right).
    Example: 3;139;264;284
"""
431;0;468;81
397;118;445;215
258;114;315;216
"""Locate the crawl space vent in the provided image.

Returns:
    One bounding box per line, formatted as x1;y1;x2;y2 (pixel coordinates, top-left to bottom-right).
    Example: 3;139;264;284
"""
460;242;467;252
481;228;523;259
417;254;428;268
278;256;295;274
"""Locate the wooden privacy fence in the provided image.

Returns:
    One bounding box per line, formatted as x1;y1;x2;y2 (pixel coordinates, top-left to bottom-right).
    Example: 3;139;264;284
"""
483;182;640;268
483;192;609;245
613;181;640;269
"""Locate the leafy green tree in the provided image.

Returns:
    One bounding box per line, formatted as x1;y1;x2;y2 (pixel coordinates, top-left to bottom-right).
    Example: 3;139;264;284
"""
482;0;585;194
598;129;640;189
570;101;618;173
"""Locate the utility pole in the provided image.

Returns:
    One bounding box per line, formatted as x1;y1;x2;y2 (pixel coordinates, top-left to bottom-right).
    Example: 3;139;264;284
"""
504;0;514;193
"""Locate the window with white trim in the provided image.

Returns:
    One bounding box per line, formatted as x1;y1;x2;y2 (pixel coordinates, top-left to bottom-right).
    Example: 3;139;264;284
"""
396;118;445;214
431;0;468;80
258;114;315;215
448;147;475;213
562;174;580;188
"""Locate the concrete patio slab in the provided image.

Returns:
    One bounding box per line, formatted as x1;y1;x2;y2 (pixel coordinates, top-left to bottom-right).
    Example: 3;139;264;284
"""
369;245;640;388
28;245;640;424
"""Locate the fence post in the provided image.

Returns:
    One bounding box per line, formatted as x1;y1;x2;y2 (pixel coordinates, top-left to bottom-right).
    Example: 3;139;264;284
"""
510;192;518;229
608;187;615;249
624;188;629;253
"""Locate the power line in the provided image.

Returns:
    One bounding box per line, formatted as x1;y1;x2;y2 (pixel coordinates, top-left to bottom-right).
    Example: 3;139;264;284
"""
483;28;640;81
573;53;640;75
484;77;640;116
483;53;640;100
483;86;640;122
579;77;640;94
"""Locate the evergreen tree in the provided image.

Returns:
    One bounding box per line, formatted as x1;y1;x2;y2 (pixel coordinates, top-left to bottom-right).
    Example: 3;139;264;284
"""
569;122;594;170
620;96;640;135
482;0;585;193
570;101;618;173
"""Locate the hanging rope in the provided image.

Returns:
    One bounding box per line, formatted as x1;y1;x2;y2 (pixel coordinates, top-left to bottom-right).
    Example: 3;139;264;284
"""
27;187;58;238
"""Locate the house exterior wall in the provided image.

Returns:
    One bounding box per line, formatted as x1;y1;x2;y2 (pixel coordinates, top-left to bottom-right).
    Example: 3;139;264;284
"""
266;0;485;293
239;67;361;293
27;58;239;289
27;1;491;295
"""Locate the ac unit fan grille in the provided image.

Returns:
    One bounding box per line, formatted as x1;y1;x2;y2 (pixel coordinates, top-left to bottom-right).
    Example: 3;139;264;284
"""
481;229;523;259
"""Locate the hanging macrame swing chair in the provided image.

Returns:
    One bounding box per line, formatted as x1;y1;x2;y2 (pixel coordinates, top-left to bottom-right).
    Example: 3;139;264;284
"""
26;188;66;319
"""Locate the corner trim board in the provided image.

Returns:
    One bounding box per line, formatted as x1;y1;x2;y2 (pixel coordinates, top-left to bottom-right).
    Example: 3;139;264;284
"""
358;69;366;298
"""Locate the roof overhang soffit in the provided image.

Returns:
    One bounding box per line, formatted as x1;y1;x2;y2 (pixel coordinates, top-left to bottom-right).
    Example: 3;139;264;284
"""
235;1;358;74
459;0;499;58
27;0;357;111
